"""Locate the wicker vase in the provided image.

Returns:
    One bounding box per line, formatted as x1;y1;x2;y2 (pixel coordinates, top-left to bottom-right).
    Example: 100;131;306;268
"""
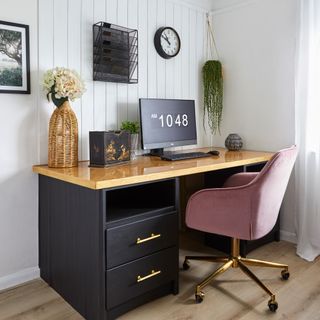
48;101;78;168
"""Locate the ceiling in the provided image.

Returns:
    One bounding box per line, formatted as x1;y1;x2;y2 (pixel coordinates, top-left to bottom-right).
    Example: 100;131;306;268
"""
210;0;251;11
179;0;249;11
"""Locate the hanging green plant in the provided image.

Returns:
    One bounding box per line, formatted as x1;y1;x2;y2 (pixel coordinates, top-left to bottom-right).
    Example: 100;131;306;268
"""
203;60;223;134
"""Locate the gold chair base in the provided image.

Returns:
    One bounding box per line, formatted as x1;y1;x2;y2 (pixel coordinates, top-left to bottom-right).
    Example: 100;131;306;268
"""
184;238;289;311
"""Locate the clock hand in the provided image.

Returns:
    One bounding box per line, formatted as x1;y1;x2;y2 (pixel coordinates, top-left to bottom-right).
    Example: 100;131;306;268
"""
161;34;171;46
165;35;171;46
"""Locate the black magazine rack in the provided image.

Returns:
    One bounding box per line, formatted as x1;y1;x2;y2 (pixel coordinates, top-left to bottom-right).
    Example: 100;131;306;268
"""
93;22;138;84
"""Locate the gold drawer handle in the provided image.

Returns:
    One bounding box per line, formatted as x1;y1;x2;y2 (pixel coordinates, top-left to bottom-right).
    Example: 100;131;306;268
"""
137;270;161;283
136;233;161;244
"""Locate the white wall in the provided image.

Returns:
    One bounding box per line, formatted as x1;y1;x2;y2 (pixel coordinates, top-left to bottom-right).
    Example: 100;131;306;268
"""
0;0;210;289
0;0;39;288
210;0;298;239
38;0;211;163
0;0;299;290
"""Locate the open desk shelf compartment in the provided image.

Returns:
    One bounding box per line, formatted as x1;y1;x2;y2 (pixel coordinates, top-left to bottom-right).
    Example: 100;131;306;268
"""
105;179;176;225
93;22;138;84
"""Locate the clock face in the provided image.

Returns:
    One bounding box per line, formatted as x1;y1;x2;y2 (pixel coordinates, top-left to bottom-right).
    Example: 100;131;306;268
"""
154;27;181;59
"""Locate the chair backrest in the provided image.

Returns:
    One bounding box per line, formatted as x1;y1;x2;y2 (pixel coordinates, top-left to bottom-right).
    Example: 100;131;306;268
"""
249;145;297;239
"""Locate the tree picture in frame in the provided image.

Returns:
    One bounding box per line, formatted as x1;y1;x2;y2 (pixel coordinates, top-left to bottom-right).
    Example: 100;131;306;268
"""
0;20;30;94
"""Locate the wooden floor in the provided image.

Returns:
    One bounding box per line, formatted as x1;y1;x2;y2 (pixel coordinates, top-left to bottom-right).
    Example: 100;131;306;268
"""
1;236;320;320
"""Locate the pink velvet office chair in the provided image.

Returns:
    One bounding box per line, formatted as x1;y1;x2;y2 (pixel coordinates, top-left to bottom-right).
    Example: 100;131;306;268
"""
183;146;297;312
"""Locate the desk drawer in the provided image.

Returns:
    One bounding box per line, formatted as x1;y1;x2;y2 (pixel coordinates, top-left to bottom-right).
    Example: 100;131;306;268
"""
106;212;177;269
106;246;178;309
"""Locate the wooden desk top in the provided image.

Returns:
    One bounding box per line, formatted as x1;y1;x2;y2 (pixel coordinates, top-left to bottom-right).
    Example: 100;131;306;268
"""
32;147;273;190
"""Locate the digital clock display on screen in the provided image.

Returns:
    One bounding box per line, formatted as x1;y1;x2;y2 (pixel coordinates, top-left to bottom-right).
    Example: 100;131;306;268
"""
151;113;189;128
139;99;197;149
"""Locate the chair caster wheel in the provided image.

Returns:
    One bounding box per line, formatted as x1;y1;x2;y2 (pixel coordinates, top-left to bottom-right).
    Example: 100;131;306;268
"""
268;300;278;312
281;270;290;280
183;260;190;270
195;291;205;303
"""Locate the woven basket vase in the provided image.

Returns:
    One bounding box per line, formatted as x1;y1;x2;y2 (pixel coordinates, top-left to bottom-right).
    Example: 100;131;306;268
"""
48;101;78;168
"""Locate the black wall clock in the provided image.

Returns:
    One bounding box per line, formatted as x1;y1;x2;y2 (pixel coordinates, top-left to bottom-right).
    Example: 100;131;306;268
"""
154;27;181;59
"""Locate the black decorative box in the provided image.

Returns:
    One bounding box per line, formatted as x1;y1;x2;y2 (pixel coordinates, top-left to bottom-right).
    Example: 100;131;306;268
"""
89;131;131;166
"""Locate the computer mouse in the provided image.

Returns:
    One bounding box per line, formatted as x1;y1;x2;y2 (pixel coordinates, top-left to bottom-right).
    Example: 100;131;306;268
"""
207;150;220;156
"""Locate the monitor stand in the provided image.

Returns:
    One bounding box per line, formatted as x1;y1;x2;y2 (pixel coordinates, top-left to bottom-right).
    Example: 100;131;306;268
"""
143;148;164;157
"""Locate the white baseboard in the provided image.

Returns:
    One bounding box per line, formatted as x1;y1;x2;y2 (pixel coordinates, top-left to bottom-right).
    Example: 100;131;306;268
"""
0;267;40;291
280;230;297;244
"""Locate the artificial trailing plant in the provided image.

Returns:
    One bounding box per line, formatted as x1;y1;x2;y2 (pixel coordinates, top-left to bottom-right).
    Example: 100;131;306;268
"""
203;60;223;134
203;14;223;135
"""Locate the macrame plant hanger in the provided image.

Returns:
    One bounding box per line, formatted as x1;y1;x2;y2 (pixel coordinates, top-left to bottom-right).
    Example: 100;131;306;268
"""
203;13;223;135
206;13;220;61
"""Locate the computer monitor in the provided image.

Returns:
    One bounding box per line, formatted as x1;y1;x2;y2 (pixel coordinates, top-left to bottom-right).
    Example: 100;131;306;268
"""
139;98;197;156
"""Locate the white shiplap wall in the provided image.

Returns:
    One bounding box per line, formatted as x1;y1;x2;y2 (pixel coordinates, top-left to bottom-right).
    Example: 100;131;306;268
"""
38;0;211;162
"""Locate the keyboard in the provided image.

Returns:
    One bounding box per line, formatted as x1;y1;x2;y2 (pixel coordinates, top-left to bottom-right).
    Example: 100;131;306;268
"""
161;151;211;161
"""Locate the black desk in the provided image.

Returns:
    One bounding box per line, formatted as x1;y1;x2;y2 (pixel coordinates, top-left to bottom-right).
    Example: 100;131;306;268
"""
33;147;273;320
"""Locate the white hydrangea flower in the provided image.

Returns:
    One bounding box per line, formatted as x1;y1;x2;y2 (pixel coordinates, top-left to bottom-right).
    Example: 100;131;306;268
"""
42;67;86;106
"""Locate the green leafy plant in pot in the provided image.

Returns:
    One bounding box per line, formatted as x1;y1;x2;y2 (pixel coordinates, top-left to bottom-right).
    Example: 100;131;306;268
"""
120;121;140;134
120;121;140;160
203;60;223;135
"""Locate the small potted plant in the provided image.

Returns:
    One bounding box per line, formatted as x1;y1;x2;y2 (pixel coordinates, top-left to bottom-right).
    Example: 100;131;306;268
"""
120;121;140;160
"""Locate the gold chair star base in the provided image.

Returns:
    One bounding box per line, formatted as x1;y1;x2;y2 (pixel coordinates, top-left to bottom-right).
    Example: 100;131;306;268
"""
183;239;289;312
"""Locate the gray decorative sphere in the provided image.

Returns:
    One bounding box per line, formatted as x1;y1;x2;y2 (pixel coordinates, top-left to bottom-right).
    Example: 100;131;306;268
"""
225;133;243;151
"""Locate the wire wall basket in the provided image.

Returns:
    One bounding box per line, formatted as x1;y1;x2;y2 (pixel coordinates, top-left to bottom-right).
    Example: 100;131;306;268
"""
93;22;138;84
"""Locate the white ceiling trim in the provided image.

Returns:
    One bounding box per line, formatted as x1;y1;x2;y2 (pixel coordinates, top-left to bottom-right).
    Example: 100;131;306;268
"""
209;0;258;15
169;0;259;14
169;0;212;12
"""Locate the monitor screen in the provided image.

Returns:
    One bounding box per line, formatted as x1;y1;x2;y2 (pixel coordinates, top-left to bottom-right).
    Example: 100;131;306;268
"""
139;98;197;154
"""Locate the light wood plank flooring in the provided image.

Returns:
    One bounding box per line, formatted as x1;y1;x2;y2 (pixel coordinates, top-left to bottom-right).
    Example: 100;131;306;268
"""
1;236;319;320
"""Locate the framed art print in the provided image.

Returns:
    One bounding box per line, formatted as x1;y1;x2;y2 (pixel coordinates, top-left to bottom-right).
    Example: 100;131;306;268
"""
0;20;30;94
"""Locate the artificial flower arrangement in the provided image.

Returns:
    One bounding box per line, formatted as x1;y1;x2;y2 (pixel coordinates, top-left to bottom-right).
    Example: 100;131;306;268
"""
43;67;86;107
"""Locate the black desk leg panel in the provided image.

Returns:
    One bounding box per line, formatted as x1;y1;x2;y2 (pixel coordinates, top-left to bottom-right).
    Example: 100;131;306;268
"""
39;175;105;320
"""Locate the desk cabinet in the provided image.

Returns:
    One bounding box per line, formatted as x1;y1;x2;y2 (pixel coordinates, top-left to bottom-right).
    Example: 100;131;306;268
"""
39;176;179;320
35;148;274;319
